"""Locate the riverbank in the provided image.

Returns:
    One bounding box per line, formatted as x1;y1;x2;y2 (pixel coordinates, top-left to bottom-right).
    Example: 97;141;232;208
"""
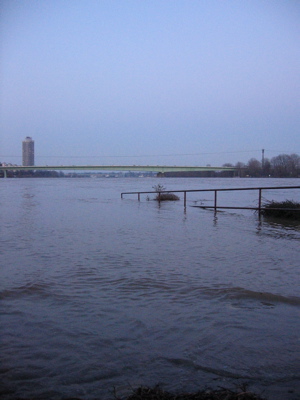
7;385;268;400
122;385;266;400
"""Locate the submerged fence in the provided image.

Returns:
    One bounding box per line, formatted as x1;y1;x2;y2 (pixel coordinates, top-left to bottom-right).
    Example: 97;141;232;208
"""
121;185;300;213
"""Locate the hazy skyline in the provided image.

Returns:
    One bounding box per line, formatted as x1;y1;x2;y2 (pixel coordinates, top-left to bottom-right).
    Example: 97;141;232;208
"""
1;0;299;166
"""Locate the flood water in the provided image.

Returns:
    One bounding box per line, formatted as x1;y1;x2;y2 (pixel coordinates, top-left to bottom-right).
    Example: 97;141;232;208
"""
1;177;299;400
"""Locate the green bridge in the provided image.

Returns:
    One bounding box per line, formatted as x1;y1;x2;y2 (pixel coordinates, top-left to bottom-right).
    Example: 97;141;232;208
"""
0;164;238;178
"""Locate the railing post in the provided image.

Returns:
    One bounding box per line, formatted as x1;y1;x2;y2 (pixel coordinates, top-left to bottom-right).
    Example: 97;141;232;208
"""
184;191;186;208
258;188;262;215
214;190;217;212
138;193;140;201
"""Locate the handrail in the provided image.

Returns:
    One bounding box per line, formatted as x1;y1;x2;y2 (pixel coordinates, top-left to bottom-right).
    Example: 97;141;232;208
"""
121;185;300;212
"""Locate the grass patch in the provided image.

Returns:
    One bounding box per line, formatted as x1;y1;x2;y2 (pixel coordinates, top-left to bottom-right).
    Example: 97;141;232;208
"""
261;200;300;219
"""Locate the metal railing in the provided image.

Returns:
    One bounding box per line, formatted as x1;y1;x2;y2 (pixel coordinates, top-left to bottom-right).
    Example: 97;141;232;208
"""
121;185;300;213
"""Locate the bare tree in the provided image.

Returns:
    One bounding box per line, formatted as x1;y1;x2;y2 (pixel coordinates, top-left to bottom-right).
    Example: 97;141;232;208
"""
247;158;261;177
271;154;300;177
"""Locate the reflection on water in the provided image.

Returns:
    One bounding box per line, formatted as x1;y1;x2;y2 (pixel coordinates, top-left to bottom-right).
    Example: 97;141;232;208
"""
263;216;300;230
0;178;299;400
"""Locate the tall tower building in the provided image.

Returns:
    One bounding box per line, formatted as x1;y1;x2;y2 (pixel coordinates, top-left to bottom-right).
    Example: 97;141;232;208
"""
22;137;35;166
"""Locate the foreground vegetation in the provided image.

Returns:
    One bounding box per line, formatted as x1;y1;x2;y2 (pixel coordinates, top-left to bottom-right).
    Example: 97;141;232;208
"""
122;385;266;400
261;200;300;220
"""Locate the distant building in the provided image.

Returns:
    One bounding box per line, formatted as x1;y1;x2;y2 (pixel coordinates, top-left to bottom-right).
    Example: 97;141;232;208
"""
22;137;35;166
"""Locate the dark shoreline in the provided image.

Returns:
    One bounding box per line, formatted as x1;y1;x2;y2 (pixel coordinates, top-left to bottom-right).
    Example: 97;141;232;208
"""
118;385;267;400
8;385;269;400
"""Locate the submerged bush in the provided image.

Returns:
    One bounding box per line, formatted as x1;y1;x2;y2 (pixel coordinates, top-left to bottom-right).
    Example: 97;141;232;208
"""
153;184;166;193
261;200;300;219
155;192;180;201
152;184;180;202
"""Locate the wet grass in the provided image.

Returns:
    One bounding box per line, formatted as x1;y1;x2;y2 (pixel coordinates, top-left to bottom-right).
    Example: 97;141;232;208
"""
122;385;266;400
10;385;268;400
261;200;300;220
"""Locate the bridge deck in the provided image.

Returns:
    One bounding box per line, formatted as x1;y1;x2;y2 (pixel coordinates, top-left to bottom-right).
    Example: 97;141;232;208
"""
0;165;236;173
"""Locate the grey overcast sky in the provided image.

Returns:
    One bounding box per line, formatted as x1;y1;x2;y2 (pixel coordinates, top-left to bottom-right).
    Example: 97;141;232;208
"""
1;0;299;166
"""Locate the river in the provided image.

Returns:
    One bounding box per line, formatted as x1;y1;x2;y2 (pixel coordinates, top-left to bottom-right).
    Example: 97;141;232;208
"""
1;177;299;400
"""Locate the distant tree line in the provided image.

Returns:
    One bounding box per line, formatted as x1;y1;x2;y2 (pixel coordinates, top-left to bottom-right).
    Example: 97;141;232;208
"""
161;153;300;178
0;169;65;178
227;153;300;177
